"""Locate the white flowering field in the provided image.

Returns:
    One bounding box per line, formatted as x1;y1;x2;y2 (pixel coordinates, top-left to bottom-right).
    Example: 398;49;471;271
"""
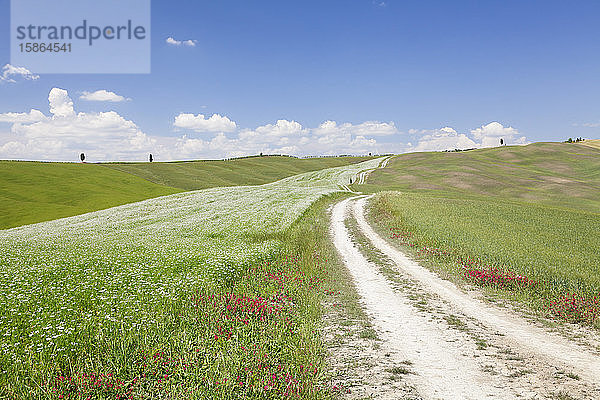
0;158;381;398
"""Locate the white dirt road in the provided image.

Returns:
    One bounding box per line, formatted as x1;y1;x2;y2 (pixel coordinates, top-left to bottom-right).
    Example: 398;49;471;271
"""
353;156;392;186
330;195;600;399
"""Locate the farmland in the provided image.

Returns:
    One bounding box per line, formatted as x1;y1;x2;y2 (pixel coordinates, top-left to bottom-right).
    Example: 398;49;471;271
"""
105;156;375;191
2;141;599;398
0;161;179;230
0;158;381;398
361;142;600;212
364;143;600;327
0;156;371;230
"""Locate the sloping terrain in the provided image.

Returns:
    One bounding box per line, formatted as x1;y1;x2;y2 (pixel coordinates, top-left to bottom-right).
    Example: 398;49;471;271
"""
361;142;600;212
0;156;372;229
0;158;382;398
581;139;600;150
331;196;600;399
105;155;374;191
0;161;180;229
360;143;600;309
330;142;600;398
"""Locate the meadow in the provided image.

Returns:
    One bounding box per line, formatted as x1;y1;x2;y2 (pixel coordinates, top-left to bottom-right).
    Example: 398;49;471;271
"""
0;162;179;230
364;142;600;327
0;156;370;230
105;156;374;191
361;142;600;212
0;158;381;399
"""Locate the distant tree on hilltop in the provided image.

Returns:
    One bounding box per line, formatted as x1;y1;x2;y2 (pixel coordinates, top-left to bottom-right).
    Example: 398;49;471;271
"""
149;153;153;162
80;153;85;163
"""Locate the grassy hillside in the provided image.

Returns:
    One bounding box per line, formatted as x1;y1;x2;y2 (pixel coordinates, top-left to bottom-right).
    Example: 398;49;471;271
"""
362;142;600;212
0;160;382;398
0;161;180;230
364;142;600;327
104;155;374;191
1;156;373;229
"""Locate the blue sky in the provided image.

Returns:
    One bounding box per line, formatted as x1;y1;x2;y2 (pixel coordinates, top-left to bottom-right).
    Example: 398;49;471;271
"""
0;0;599;161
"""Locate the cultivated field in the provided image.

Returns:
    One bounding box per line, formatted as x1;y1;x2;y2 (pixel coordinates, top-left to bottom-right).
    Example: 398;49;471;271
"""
105;156;375;191
0;156;372;229
581;139;600;150
2;142;599;399
361;142;600;212
363;142;600;327
0;158;381;398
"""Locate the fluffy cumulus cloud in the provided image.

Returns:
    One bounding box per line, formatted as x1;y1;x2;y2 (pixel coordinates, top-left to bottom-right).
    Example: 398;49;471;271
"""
0;90;390;161
0;64;39;83
48;88;75;118
407;122;528;152
410;127;477;152
0;89;528;161
0;109;47;124
470;121;527;147
174;113;237;133
170;118;390;159
166;37;197;47
0;88;155;161
314;120;398;137
80;90;129;102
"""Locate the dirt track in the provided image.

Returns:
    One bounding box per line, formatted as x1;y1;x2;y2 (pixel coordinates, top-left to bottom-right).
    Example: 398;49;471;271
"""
330;196;600;399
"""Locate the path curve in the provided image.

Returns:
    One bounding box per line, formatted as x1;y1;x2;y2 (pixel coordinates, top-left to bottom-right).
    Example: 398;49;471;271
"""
331;197;512;399
353;155;393;186
352;195;600;383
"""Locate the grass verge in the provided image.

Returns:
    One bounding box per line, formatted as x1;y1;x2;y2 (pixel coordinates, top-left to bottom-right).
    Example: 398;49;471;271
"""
2;193;368;399
367;191;600;329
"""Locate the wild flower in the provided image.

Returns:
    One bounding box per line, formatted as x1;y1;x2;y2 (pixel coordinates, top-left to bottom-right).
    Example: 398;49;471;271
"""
389;227;599;326
0;159;382;397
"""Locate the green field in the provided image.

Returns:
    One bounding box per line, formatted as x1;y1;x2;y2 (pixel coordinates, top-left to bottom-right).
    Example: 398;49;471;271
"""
105;155;374;191
0;159;381;398
361;142;600;212
364;142;600;326
0;156;372;229
0;162;180;230
2;141;599;398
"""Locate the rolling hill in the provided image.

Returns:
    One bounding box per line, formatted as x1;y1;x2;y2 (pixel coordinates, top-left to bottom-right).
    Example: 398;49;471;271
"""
0;155;373;229
364;142;600;327
104;155;374;191
362;142;600;212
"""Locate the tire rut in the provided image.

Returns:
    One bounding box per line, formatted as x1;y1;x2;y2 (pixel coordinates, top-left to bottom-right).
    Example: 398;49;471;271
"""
330;195;600;399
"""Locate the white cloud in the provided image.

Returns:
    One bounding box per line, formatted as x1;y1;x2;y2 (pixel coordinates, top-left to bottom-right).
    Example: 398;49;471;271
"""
255;119;305;136
577;122;600;128
411;127;477;152
48;88;75;118
166;37;180;45
80;90;129;102
0;64;39;83
314;120;398;137
407;122;528;152
0;109;47;123
174;135;207;157
0;90;528;161
166;37;197;47
174;113;237;133
168;118;385;159
470;121;527;147
0;88;155;161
